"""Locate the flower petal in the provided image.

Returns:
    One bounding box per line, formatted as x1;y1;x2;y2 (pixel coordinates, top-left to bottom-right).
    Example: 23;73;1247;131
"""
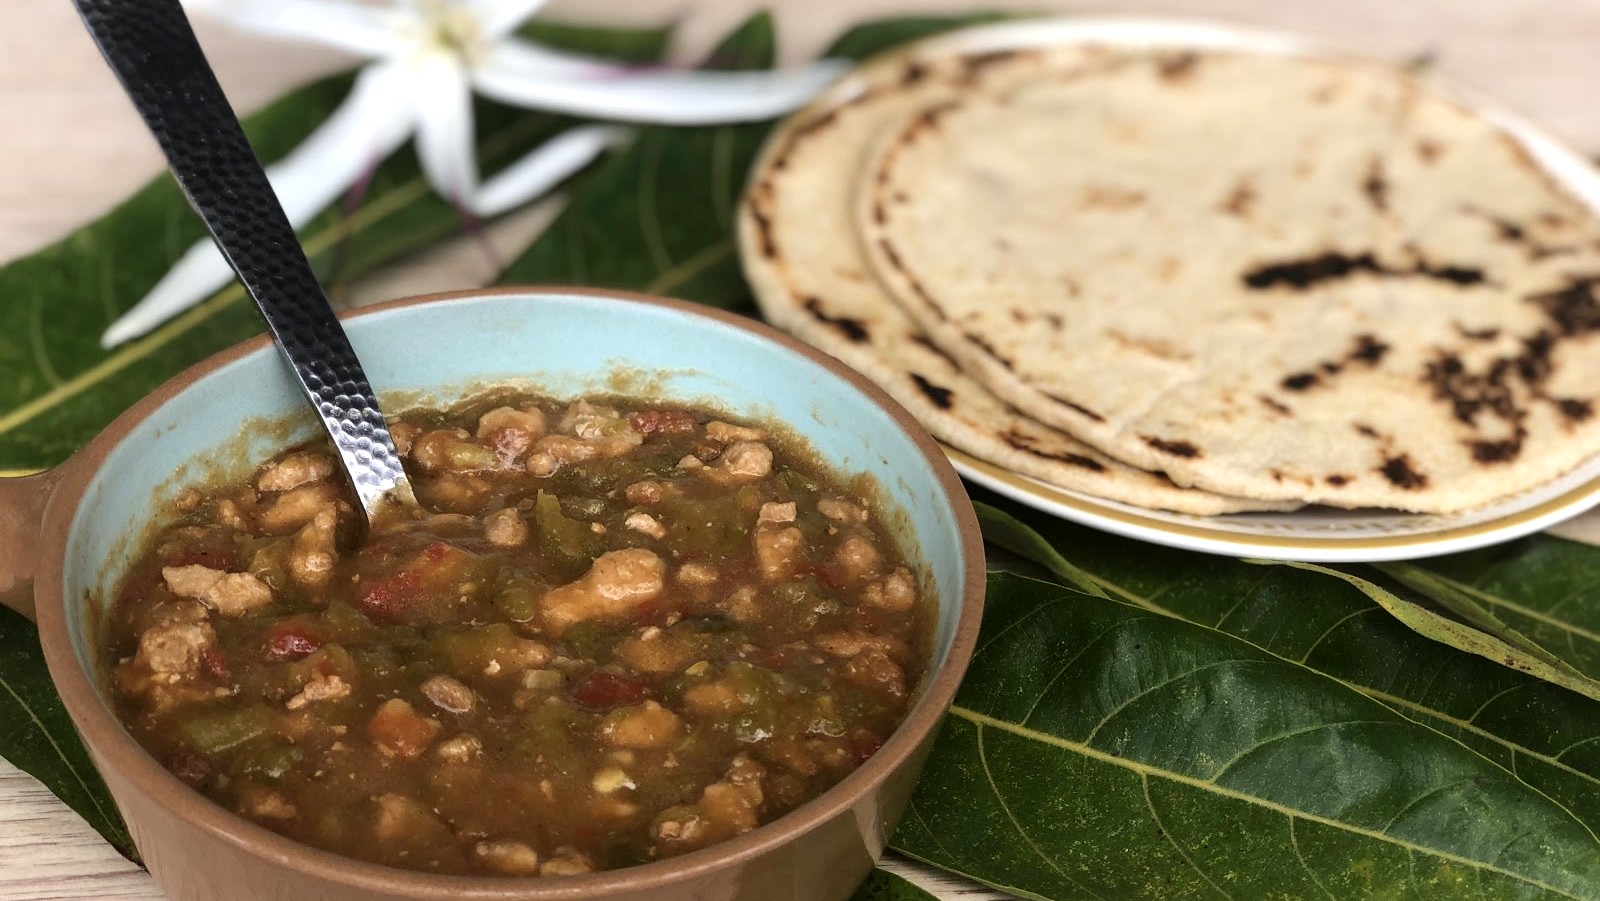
473;40;849;124
467;0;552;41
183;0;402;57
102;64;415;348
473;124;631;217
406;54;478;206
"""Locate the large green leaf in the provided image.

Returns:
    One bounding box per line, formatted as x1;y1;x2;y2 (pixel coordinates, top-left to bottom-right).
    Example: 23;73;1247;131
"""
0;605;135;861
497;13;1001;299
897;572;1600;900
968;496;1600;883
1382;538;1600;684
0;21;669;473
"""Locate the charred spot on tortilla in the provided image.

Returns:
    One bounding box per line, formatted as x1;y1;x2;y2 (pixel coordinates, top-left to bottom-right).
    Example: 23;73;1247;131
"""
801;296;870;344
1326;473;1351;486
1354;423;1382;439
999;429;1108;472
1363;156;1389;213
1241;251;1485;290
1043;392;1105;423
1456;323;1501;342
1557;398;1594;421
1282;372;1320;391
1220;179;1256;218
963;331;1017;371
1416;139;1445;163
1143;436;1201;458
900;60;931;86
909;333;961;369
1259;395;1293;416
1471;436;1524;463
910;373;955;410
1380;455;1428;489
1528;274;1600;336
1156;51;1200;83
748;203;778;259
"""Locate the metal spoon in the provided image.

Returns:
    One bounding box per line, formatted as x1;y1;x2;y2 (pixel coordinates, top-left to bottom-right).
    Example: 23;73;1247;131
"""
72;0;418;530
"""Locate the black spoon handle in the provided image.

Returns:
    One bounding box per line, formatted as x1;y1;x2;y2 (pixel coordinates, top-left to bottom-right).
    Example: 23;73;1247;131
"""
72;0;415;523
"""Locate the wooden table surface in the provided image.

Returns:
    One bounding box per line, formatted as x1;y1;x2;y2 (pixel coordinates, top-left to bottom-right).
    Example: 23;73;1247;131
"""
5;0;1600;897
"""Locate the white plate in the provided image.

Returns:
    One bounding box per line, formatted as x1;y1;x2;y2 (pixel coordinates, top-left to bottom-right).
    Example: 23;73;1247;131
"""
873;17;1600;561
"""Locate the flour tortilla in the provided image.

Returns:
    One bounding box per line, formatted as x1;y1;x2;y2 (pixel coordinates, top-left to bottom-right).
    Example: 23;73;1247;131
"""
859;49;1600;513
740;43;1292;515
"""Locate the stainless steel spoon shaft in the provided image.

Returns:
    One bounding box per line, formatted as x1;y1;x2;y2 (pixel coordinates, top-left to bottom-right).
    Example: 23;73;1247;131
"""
72;0;416;526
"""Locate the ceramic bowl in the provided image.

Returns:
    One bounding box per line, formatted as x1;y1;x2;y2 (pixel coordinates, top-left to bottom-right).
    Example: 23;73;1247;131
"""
0;287;985;901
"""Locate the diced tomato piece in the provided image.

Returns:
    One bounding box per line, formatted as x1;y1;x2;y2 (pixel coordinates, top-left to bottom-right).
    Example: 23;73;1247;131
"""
355;541;478;624
156;528;239;571
810;563;849;592
569;671;653;712
629;409;697;435
200;646;232;681
366;699;439;760
850;731;885;765
263;622;324;661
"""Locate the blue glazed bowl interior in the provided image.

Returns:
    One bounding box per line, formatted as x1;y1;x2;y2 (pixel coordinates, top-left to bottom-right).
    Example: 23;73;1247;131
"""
64;289;971;717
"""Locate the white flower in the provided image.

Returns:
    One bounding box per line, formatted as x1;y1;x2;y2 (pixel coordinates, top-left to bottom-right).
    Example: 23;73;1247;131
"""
102;0;844;347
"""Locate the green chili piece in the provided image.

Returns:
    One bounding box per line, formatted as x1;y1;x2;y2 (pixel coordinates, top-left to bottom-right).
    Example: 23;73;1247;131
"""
174;704;276;754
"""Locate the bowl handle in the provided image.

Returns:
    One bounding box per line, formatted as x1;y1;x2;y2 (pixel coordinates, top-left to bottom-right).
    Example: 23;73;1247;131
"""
0;469;61;622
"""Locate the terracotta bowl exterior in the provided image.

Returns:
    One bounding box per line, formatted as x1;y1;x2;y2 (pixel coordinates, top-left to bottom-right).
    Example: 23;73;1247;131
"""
1;287;985;901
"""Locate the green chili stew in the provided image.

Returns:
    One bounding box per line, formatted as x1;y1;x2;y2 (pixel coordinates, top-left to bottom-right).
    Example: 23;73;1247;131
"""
104;391;928;876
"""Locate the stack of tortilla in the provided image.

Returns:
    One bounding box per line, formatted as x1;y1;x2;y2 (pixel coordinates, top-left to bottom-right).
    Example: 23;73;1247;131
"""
737;28;1600;515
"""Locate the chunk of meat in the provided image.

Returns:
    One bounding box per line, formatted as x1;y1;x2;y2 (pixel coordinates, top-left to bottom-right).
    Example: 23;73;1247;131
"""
624;480;668;505
213;497;251;531
624;512;666;539
482;508;528;547
473;839;540;875
682;679;744;718
412;428;498;473
136;619;217;676
366;699;442;759
864;567;917;612
600;701;683;749
421;675;476;714
540;847;595;876
702;442;772;485
256;452;333;493
570;671;653;712
718;586;763;623
833;536;883;584
556;400;646;458
629;409;697;435
476;406;547;463
540;548;666;636
706;421;765;444
814;631;905;659
288;508;338;590
753;525;806;583
817;498;868;524
434;733;482;763
162;565;274;616
615;630;696;675
652;755;766;856
237;784;297;821
757;502;795;524
284;672;350;710
388;421;419;456
256;483;340;534
676;562;718;588
843;648;907;700
525;450;559;477
372;793;447;842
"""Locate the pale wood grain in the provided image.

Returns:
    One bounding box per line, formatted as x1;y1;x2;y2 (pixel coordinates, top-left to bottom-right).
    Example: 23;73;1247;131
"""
3;0;1600;898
